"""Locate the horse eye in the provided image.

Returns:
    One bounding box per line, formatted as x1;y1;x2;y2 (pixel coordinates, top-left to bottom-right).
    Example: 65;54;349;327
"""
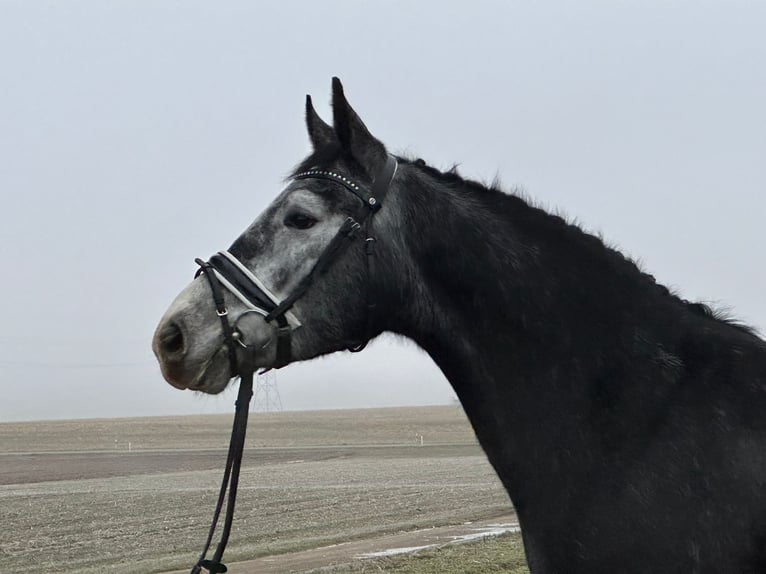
284;212;317;230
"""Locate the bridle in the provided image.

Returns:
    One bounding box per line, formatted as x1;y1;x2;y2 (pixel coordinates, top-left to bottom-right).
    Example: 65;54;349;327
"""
195;153;397;370
188;154;398;574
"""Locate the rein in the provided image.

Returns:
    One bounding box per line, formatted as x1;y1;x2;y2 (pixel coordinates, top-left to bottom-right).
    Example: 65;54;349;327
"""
188;155;397;573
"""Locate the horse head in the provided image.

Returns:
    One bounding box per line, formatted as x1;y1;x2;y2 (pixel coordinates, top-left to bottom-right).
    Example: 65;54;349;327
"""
153;78;401;393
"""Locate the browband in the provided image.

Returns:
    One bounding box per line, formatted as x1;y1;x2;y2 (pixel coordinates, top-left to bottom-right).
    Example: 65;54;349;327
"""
294;155;398;213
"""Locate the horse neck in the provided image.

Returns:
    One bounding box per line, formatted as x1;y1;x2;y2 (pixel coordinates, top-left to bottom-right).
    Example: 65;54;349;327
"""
380;166;686;499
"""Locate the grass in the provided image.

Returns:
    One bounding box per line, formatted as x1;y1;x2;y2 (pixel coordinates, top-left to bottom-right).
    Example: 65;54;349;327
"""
320;532;530;573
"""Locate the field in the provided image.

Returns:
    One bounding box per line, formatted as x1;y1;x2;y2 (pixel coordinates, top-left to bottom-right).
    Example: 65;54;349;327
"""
0;406;518;573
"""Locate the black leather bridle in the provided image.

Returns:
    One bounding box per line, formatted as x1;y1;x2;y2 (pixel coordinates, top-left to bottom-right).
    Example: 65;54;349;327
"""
188;155;397;574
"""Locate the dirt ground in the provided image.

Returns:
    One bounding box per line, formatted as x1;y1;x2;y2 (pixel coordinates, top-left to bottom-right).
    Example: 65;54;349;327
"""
0;406;513;574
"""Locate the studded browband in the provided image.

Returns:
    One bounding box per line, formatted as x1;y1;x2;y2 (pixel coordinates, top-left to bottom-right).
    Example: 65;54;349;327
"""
294;154;397;214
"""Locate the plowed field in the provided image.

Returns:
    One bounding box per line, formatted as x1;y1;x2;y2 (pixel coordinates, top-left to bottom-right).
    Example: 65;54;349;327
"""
0;406;512;573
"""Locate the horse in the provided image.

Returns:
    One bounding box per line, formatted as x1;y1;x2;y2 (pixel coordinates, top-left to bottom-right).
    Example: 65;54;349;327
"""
153;78;766;573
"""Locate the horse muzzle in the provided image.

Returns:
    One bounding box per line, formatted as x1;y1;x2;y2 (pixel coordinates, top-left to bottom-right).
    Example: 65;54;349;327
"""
152;285;283;393
152;314;231;392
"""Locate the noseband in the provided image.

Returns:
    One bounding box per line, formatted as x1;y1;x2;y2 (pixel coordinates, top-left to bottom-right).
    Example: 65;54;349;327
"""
188;155;397;574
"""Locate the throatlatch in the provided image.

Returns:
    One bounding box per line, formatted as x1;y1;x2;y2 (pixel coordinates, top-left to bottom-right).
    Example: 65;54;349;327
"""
189;155;396;573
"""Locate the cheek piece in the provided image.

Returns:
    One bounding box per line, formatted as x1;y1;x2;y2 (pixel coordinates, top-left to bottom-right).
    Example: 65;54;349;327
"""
188;154;397;574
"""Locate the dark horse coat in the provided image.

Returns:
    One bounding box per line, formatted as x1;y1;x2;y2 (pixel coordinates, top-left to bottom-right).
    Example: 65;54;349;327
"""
381;160;766;573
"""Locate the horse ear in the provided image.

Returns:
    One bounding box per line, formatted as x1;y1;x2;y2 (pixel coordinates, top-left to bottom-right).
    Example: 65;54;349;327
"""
331;77;387;175
305;95;337;150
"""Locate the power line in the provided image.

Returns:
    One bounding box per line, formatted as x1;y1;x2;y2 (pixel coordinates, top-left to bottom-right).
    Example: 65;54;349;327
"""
253;371;283;412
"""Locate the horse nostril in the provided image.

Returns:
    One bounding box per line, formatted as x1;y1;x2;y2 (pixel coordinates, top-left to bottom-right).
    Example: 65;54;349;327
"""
159;321;185;356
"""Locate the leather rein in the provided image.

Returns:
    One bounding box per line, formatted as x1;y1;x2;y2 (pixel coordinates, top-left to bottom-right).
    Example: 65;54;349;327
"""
188;155;397;573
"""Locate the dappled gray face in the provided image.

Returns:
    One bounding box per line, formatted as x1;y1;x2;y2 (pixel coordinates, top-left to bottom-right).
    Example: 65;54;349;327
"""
152;179;363;393
229;185;350;296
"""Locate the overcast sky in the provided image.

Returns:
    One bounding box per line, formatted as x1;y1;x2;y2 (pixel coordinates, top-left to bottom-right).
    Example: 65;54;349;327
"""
1;1;764;421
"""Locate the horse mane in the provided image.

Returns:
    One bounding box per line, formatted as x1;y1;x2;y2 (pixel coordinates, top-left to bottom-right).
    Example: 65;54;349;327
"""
403;157;760;339
290;145;757;338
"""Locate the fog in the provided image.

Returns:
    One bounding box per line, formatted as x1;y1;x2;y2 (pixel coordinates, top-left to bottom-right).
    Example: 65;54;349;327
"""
1;1;764;420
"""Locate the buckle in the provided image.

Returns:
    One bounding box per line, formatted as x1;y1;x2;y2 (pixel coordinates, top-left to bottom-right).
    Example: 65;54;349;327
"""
343;217;362;239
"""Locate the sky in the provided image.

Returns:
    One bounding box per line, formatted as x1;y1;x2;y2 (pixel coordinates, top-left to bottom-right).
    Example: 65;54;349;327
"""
1;1;764;421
